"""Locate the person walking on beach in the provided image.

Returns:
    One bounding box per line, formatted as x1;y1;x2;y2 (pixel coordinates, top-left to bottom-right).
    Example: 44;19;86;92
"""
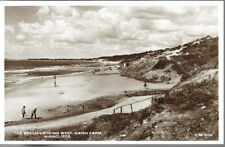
21;106;26;119
31;108;37;119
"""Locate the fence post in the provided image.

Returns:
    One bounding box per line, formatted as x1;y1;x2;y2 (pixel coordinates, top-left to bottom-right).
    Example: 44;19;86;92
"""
120;106;122;113
130;104;133;113
152;97;155;105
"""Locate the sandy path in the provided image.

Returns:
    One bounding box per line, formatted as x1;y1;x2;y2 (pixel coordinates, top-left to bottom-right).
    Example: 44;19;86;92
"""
5;95;152;134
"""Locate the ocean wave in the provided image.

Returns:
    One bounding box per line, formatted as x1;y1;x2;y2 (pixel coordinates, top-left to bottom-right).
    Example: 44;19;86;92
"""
4;64;94;74
5;66;67;73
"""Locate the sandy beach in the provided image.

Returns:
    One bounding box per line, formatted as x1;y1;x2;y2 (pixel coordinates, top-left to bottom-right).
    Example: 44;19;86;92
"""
5;65;174;122
5;61;174;140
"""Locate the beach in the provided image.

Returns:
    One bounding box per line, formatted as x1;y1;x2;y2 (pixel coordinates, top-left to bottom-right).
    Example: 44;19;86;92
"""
4;60;175;140
5;61;174;122
5;95;155;134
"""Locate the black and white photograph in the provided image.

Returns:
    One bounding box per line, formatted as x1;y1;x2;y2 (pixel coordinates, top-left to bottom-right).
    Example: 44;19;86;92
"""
2;1;224;143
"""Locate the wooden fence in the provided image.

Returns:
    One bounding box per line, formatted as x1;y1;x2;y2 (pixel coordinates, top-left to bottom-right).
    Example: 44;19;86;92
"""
113;95;159;114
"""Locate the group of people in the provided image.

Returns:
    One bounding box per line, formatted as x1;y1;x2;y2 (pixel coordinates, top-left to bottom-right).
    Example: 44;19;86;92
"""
21;106;37;120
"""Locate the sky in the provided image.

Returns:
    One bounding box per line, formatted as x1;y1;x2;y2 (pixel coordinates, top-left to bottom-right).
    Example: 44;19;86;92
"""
5;5;218;59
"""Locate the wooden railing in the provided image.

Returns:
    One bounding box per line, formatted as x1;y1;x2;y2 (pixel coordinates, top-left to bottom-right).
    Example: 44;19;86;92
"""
113;95;159;114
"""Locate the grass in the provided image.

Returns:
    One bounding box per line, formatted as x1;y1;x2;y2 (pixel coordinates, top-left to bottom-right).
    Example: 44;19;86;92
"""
120;36;218;83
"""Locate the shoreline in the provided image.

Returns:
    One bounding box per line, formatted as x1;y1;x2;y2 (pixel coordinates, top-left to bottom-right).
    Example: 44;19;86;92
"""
5;65;173;122
5;59;119;91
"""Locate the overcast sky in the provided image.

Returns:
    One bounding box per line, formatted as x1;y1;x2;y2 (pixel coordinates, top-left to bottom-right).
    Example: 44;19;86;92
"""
5;5;218;59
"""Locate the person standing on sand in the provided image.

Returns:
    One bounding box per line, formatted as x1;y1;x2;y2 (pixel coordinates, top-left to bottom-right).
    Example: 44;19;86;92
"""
21;106;26;119
82;105;85;113
80;104;85;113
66;105;70;112
144;82;147;88
31;108;37;119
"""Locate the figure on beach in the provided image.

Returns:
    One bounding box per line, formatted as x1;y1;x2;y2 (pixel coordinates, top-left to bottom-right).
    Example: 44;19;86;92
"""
80;104;85;113
54;75;57;87
64;105;70;113
31;108;37;119
144;82;147;88
21;106;26;119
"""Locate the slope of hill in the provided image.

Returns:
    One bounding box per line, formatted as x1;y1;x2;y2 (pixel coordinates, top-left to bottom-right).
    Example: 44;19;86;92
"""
120;35;218;84
82;35;218;141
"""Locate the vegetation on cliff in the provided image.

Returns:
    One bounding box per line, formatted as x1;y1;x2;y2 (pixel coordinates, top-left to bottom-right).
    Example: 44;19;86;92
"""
120;35;218;84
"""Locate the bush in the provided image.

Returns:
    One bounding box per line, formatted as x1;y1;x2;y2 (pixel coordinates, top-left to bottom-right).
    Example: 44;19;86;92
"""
165;81;217;112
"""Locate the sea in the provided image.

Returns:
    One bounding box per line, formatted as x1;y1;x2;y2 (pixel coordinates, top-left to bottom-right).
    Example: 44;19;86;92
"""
4;59;102;90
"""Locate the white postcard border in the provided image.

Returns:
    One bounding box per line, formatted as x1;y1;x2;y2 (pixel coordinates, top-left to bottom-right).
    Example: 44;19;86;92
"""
0;0;224;144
